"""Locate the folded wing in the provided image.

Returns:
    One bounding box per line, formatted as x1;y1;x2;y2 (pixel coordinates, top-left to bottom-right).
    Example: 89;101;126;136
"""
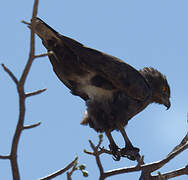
32;17;151;101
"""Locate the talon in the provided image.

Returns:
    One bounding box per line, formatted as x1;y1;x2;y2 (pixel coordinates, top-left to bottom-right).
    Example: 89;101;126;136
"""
120;146;140;161
109;144;121;161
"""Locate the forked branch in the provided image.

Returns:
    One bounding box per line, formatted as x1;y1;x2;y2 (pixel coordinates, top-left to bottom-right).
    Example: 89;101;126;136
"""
85;133;188;180
39;157;78;180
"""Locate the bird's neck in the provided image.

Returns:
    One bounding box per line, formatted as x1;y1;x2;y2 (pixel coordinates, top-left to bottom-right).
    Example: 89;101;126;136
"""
139;70;158;104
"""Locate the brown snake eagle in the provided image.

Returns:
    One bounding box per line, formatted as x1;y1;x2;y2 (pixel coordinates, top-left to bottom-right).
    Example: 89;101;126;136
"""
31;18;171;161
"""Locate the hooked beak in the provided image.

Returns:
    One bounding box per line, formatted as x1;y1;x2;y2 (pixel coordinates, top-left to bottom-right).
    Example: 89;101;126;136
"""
163;97;171;110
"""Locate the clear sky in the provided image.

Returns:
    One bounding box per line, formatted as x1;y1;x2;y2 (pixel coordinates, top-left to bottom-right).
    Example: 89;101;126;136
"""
1;0;188;179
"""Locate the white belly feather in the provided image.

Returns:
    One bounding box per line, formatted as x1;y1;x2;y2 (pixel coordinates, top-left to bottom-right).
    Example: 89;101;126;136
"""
81;85;113;100
75;71;113;100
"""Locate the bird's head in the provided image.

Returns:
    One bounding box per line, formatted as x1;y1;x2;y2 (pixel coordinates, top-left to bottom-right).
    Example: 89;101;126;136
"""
140;67;171;110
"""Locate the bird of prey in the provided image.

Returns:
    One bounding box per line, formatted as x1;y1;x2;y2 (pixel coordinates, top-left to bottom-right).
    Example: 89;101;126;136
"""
31;17;171;161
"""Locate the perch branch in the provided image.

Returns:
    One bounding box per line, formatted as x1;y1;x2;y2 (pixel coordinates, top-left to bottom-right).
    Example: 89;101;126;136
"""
85;132;188;180
103;144;188;178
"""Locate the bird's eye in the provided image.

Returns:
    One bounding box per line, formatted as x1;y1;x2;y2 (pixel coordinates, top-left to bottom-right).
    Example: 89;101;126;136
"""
162;86;167;92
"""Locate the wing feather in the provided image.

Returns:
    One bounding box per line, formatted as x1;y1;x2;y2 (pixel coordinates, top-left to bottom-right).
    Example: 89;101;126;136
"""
59;35;151;101
32;17;151;101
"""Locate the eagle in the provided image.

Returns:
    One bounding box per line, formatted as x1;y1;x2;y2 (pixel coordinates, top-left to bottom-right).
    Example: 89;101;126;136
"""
31;18;171;161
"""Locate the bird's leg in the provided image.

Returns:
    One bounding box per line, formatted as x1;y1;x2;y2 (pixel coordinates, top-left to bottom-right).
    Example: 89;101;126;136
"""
105;131;121;161
118;126;140;161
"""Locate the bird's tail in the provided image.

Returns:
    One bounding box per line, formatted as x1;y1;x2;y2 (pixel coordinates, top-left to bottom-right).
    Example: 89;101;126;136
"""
31;17;84;50
31;17;62;48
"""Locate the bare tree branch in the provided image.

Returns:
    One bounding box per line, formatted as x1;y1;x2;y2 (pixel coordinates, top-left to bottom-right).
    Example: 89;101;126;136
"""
66;159;79;180
19;0;39;86
152;165;188;180
103;144;188;179
89;140;104;176
2;0;188;179
1;64;18;85
169;132;188;156
84;135;105;179
23;122;41;130
0;1;39;179
21;20;30;26
146;144;188;173
34;51;53;58
38;157;78;180
0;155;11;160
85;132;188;180
25;88;46;97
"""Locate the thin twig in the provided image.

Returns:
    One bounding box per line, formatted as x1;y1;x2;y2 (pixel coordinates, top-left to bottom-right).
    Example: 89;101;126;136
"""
152;165;188;180
66;161;78;180
38;157;78;180
67;172;72;180
21;20;30;26
23;122;41;130
25;88;46;97
145;143;188;173
168;132;188;156
88;138;104;178
98;148;112;155
1;64;18;85
0;155;11;160
19;0;39;85
34;51;53;58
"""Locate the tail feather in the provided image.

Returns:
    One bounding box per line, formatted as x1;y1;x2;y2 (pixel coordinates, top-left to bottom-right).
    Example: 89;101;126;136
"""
31;17;61;47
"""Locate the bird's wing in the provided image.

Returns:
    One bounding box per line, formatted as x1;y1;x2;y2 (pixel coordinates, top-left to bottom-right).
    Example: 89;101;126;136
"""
32;17;151;101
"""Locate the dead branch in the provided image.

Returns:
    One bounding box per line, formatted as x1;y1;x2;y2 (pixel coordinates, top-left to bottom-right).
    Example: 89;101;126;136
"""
34;51;53;58
23;122;41;130
168;132;188;156
0;155;11;160
85;133;188;180
1;0;83;179
8;0;39;178
66;158;79;180
19;0;39;86
1;64;18;85
25;88;46;97
152;165;188;180
39;157;78;180
1;0;39;179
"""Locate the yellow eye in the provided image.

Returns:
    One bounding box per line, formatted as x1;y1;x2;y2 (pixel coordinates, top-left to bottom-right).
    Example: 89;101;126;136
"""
162;87;167;92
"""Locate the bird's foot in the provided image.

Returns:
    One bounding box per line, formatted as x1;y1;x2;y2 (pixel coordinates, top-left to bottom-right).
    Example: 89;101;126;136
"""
120;146;140;161
109;144;121;161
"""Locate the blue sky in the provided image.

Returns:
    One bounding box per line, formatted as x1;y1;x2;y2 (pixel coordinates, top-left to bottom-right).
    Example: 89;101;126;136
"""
1;0;188;179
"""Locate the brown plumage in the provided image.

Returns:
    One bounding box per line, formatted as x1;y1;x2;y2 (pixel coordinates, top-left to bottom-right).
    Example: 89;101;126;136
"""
32;18;171;161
